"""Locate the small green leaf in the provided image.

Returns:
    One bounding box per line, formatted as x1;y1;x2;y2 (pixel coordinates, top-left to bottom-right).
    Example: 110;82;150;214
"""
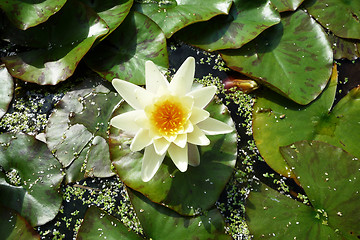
0;65;13;119
134;0;232;38
76;206;142;240
221;10;333;105
0;0;67;30
129;188;232;240
85;11;168;85
0;133;64;226
176;0;280;51
271;0;304;12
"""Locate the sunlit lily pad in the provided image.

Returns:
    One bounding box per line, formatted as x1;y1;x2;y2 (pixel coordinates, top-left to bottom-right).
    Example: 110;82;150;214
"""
0;133;64;226
110;100;236;216
128;188;232;239
246;140;360;239
0;206;40;240
1;1;109;85
176;0;280;51
0;65;13;119
271;0;304;12
304;0;360;39
134;0;232;38
0;0;66;30
80;0;133;35
76;206;142;240
46;78;120;183
85;11;168;85
221;10;333;105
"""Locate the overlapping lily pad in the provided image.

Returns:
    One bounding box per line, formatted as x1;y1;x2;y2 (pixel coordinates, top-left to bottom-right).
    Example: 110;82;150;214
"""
76;206;142;240
0;206;40;240
271;0;304;12
329;34;360;60
221;9;333;105
85;11;168;85
246;140;360;239
304;0;360;39
176;0;281;51
0;65;13;119
0;0;67;30
110;100;237;216
134;0;232;38
46;78;120;183
1;0;109;85
129;188;232;239
0;133;64;226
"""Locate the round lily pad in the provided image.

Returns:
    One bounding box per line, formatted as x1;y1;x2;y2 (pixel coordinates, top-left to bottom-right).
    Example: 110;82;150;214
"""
0;0;66;30
1;1;109;85
110;100;237;216
175;0;280;51
133;0;232;38
85;11;168;85
0;65;13;119
271;0;304;12
76;206;142;240
0;206;40;240
128;188;232;240
46;78;120;183
220;10;333;105
329;34;360;60
0;133;64;226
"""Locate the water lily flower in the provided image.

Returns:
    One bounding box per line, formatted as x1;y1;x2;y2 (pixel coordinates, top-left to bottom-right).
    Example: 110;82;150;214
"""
110;57;233;182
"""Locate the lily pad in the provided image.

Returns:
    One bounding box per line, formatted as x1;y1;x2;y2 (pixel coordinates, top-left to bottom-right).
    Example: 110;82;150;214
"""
304;0;360;40
128;188;232;240
329;34;360;60
0;133;64;226
0;65;13;119
46;78;120;183
110;100;237;216
80;0;134;35
220;9;333;105
271;0;304;12
175;0;281;51
76;206;142;240
1;0;109;85
85;11;168;85
0;206;40;240
0;0;66;30
134;0;232;38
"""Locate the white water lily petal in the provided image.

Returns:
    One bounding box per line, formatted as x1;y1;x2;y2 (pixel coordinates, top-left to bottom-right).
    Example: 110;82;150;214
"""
135;88;154;109
187;125;210;146
145;61;169;93
197;117;233;135
188;86;217;108
188;144;200;167
112;79;150;110
142;145;166;182
173;133;187;148
168;143;188;172
153;138;171;155
110;110;144;133
189;107;210;125
130;129;152;152
169;57;195;95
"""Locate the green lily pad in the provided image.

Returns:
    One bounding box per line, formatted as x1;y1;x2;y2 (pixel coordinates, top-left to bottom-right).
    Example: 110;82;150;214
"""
220;10;333;105
80;0;133;35
85;11;168;85
175;0;280;51
0;0;66;30
76;205;142;240
134;0;232;38
0;65;13;119
128;188;232;240
110;100;236;216
0;206;40;240
271;0;304;12
0;133;64;226
1;0;109;85
46;78;120;183
329;34;360;60
304;0;360;40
